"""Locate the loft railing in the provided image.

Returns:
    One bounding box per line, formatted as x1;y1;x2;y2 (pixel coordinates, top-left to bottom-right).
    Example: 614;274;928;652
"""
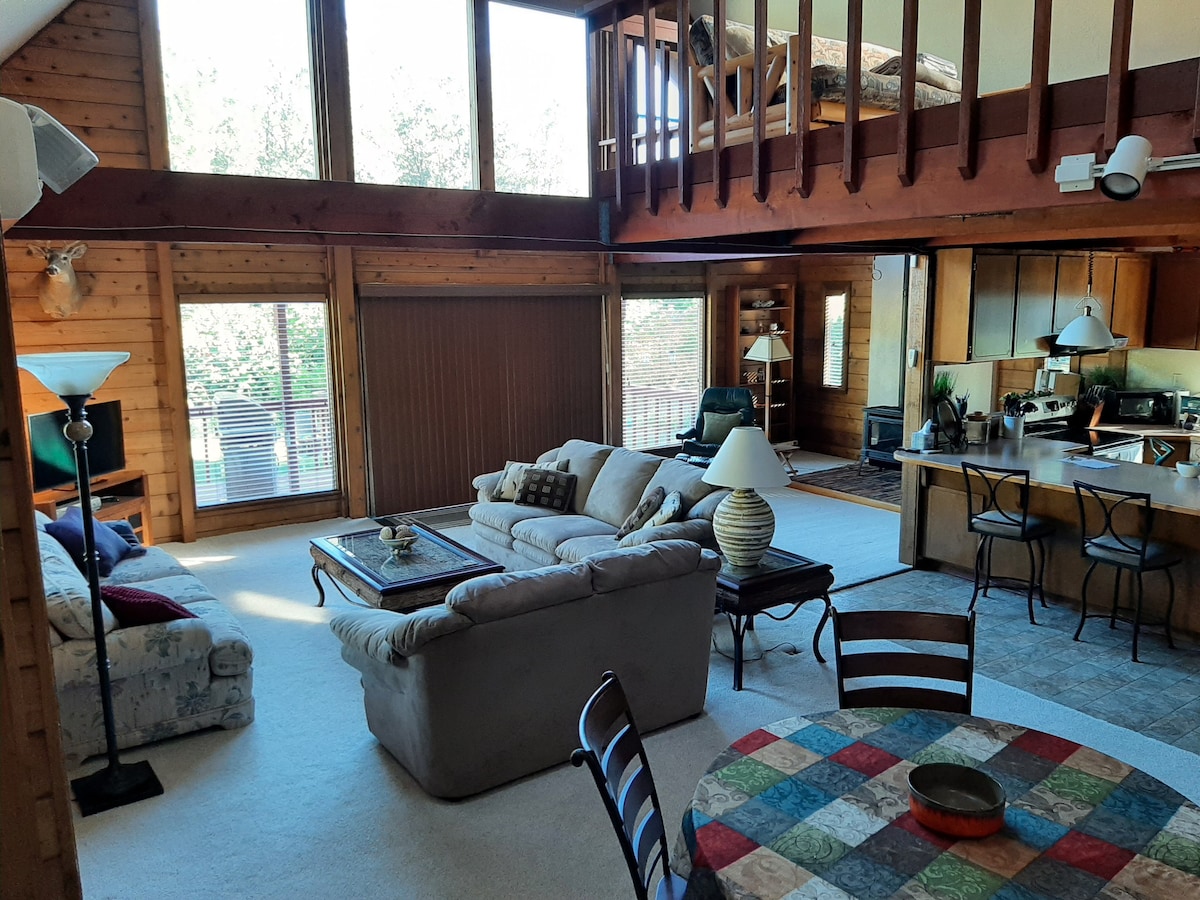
586;0;1172;215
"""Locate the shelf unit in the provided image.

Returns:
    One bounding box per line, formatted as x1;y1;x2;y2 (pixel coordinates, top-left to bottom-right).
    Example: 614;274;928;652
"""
33;468;153;545
726;283;797;443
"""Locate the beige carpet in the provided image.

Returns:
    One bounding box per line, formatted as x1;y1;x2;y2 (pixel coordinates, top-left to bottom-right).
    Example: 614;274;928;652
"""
66;508;1199;899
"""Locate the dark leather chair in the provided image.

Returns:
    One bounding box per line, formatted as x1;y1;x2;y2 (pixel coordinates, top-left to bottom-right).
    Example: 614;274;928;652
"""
832;608;976;714
1072;481;1183;662
571;671;685;900
676;387;755;458
962;462;1055;625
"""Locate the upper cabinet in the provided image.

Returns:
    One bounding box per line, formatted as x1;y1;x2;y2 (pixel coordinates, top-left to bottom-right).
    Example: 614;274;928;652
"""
932;250;1151;362
1148;255;1200;350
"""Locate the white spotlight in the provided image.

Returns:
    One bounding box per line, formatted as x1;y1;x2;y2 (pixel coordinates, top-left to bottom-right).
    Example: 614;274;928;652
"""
1100;135;1152;201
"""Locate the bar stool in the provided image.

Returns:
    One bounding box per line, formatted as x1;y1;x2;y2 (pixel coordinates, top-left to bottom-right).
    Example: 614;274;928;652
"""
961;462;1055;624
1072;481;1182;662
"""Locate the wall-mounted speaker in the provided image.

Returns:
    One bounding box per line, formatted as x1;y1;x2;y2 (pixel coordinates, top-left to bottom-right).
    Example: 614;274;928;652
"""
1;96;98;226
26;104;99;194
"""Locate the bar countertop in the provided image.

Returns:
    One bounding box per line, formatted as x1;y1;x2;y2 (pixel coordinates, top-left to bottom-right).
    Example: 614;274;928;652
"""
895;438;1200;516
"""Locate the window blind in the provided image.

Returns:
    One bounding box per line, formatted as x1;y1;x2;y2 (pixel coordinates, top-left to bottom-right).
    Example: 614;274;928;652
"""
181;301;337;507
822;292;848;389
622;296;704;450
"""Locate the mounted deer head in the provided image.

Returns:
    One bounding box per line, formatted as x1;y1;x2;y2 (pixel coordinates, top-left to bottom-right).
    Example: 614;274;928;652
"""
30;241;88;318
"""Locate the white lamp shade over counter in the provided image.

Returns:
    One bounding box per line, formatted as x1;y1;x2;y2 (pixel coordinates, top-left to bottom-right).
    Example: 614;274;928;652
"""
1056;310;1115;350
17;351;131;396
702;427;790;490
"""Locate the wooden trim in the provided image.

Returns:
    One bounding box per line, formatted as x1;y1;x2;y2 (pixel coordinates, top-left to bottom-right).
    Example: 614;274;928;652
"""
751;0;767;202
900;255;930;565
310;0;354;182
792;0;813;198
613;6;629;211
643;0;658;213
587;22;603;198
156;243;197;541
896;0;918;186
676;0;692;210
603;257;622;446
136;0;169;170
359;283;604;298
329;246;367;518
1194;51;1200;149
712;0;727;208
1026;0;1053;173
1105;0;1135;156
470;0;496;191
177;292;328;303
842;0;863;193
957;0;982;179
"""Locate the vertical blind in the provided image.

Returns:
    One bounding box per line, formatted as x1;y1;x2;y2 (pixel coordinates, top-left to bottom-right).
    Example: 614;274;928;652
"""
622;296;704;450
822;290;848;389
181;301;337;507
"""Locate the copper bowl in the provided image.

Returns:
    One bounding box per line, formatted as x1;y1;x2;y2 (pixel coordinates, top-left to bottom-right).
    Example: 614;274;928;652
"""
907;763;1006;839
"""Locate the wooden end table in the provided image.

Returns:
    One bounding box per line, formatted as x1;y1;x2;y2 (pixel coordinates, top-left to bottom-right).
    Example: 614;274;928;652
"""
714;547;835;691
310;523;502;613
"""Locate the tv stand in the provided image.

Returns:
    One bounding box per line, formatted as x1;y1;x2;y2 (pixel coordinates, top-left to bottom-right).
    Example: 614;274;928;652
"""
33;468;153;546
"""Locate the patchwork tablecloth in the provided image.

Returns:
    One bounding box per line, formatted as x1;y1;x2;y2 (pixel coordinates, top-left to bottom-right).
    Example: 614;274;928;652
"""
677;708;1200;899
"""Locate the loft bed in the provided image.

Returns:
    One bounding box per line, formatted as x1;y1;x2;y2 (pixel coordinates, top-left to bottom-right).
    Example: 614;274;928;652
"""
688;15;962;151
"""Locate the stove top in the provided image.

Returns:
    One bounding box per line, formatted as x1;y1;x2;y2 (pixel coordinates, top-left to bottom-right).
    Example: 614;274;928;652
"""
1030;427;1142;451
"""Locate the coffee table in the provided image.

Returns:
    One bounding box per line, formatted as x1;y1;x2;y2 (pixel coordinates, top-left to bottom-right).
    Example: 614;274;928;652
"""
715;547;835;691
310;523;503;612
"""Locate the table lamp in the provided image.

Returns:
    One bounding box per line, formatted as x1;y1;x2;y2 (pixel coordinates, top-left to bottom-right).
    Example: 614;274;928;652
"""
744;333;792;439
702;426;790;566
17;351;164;816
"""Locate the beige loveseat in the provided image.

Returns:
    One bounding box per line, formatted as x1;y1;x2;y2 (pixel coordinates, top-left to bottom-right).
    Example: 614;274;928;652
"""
37;512;254;761
330;540;719;798
468;439;728;567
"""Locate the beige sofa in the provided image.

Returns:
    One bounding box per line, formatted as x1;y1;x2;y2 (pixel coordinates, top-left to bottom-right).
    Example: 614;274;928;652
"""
330;540;719;798
37;512;254;761
468;439;728;567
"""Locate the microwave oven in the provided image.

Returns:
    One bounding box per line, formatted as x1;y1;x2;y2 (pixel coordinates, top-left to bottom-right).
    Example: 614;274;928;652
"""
1100;389;1188;425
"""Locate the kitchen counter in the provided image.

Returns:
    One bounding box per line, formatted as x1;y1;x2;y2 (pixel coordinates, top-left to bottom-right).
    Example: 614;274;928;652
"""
895;438;1200;637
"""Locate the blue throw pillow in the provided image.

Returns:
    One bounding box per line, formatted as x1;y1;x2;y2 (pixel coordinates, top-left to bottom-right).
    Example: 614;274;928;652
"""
106;520;148;558
44;506;133;577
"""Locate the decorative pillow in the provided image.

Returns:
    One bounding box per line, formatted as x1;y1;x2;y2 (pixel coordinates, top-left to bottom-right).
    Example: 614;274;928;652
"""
105;520;148;558
38;532;117;638
491;459;569;501
701;411;743;445
514;469;578;512
99;585;199;627
616;486;666;539
642;490;683;530
44;506;132;577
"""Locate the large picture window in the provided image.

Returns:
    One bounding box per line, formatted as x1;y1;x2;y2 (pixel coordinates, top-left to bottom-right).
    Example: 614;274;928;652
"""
158;0;318;178
621;296;705;451
181;299;337;507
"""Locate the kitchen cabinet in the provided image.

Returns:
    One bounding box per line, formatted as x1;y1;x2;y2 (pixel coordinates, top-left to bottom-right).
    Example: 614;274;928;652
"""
1014;255;1057;356
1111;256;1150;348
1052;255;1115;334
726;282;795;441
1148;255;1200;349
933;249;1019;362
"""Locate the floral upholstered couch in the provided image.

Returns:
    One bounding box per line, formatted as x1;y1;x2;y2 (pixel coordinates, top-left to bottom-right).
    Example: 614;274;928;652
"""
36;511;254;761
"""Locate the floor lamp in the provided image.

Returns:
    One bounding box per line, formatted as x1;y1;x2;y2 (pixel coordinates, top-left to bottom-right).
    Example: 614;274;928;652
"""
744;333;792;440
17;351;164;816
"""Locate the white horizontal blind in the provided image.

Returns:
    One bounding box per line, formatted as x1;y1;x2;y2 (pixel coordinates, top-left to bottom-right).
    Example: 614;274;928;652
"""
181;301;337;507
822;291;848;389
622;296;704;450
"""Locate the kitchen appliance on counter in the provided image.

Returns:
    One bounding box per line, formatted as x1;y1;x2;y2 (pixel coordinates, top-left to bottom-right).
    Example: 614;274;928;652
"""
1099;389;1189;426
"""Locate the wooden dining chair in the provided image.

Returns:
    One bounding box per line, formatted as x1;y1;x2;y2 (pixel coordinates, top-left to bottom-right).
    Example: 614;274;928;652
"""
831;608;976;713
571;671;686;900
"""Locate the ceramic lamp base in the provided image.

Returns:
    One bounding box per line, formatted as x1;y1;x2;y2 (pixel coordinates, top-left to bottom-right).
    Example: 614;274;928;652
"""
713;488;775;567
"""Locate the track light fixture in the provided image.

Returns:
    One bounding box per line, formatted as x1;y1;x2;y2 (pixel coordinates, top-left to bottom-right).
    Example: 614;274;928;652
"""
1055;135;1200;200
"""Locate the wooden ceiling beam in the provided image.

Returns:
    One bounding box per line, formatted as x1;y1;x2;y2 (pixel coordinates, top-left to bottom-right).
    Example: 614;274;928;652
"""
7;168;603;251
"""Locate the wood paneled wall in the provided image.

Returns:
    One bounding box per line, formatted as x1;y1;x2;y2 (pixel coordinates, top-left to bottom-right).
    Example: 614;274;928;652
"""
0;0;151;169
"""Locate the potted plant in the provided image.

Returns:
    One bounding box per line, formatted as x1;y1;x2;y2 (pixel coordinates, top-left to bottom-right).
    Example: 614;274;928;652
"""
1000;391;1038;439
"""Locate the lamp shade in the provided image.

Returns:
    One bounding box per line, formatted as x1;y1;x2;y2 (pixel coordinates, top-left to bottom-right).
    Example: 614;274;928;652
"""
17;351;130;395
744;333;792;363
1056;310;1115;350
702;427;790;489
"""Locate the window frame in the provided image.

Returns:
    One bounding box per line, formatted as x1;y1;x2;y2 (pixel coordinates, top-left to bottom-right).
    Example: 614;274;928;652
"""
821;283;851;392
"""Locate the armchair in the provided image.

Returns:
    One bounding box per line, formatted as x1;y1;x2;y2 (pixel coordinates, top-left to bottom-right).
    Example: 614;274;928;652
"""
677;387;755;458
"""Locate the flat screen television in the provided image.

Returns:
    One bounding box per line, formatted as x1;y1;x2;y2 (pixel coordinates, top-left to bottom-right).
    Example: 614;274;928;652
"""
28;400;126;493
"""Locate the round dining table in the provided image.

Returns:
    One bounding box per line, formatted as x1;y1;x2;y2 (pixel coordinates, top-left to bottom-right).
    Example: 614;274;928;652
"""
676;708;1200;899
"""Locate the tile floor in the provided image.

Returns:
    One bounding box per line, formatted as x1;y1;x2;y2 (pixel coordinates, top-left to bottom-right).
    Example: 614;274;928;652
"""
828;567;1200;754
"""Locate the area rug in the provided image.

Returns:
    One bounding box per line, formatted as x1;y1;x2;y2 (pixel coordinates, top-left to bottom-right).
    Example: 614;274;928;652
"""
791;462;903;508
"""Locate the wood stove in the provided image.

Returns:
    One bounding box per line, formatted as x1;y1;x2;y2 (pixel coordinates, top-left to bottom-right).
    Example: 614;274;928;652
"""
860;406;903;470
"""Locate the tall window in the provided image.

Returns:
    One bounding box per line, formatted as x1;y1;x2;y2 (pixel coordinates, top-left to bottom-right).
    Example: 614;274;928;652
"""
346;1;473;189
622;296;704;450
158;0;318;178
181;300;337;507
490;3;589;196
822;287;849;389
